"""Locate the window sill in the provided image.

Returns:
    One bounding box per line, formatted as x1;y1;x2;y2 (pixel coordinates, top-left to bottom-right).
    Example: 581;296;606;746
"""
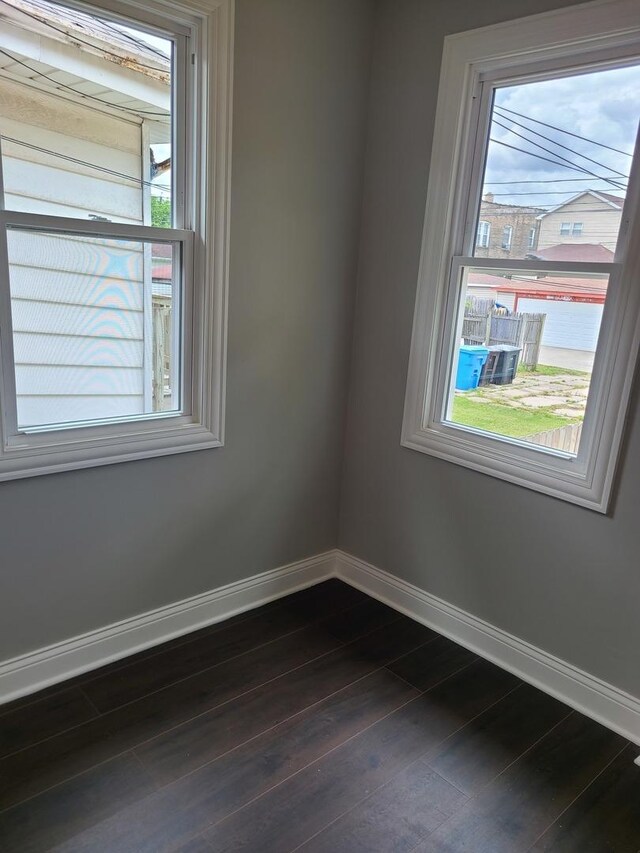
0;419;222;481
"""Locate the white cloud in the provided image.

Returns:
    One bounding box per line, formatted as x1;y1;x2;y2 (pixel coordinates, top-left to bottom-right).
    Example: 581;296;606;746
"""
483;64;639;208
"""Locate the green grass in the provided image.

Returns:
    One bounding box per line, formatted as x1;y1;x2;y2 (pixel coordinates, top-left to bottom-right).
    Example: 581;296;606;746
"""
451;396;579;438
518;363;588;377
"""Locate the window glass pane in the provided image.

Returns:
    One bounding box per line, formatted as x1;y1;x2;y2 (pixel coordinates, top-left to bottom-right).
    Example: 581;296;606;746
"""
474;63;640;261
7;227;181;429
445;265;609;455
0;0;173;227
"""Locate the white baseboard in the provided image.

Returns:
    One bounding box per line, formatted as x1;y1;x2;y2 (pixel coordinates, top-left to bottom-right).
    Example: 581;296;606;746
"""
335;550;640;746
0;550;338;705
4;545;638;748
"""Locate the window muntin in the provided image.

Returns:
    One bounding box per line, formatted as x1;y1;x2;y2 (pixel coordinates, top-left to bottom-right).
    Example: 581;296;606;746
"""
0;0;231;479
7;227;181;430
402;2;640;512
473;65;634;263
0;4;175;229
0;0;187;435
449;62;638;457
447;264;608;454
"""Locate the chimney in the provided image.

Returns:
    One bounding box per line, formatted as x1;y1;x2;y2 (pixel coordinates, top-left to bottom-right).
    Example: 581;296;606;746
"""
483;192;494;203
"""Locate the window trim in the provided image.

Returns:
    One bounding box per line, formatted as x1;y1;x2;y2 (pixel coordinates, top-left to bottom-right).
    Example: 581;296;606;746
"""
501;224;513;250
0;0;233;481
401;0;640;513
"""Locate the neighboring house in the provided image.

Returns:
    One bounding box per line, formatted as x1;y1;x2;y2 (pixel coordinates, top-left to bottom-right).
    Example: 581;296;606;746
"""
0;0;171;426
469;217;618;356
495;275;606;353
536;190;624;251
474;194;544;258
467;267;607;353
526;243;615;263
466;274;517;312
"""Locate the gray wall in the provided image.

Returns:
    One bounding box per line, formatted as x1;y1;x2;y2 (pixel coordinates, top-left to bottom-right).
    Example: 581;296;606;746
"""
3;0;638;705
339;0;640;698
0;0;374;661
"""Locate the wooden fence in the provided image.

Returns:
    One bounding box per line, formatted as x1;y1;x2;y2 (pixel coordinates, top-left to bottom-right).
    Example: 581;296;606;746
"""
462;298;545;369
152;298;172;411
522;421;583;453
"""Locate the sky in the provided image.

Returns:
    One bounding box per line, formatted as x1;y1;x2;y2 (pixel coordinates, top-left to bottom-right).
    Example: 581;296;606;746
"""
482;64;640;211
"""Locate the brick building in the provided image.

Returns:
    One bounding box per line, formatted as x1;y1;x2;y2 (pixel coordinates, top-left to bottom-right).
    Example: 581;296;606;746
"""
474;194;545;260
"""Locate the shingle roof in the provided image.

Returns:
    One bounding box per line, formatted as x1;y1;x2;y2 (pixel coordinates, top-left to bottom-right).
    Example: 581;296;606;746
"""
527;244;615;263
1;0;170;72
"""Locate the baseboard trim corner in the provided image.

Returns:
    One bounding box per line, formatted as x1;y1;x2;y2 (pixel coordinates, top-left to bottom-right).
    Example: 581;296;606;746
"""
0;549;339;705
335;549;640;746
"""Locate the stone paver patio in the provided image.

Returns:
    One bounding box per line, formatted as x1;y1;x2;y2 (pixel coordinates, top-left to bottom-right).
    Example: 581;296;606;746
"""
460;369;590;418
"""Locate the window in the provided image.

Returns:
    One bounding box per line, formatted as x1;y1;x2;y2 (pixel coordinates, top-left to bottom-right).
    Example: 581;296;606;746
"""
476;220;491;248
0;0;232;480
528;227;536;248
501;225;513;250
402;0;640;512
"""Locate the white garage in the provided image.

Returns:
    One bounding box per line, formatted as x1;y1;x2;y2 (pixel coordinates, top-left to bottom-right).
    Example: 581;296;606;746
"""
516;297;604;351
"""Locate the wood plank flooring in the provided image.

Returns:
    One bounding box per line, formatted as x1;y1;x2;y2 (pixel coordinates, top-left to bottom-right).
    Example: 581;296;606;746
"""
0;579;638;852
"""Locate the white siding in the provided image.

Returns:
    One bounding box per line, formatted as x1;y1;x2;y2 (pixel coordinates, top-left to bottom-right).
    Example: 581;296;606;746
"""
537;194;622;252
467;286;516;312
517;298;604;351
0;78;147;427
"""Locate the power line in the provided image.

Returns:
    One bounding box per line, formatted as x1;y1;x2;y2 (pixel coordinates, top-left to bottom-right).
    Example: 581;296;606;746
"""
493;107;629;181
492;119;627;191
486;190;627;197
496;104;635;158
93;18;171;62
1;133;172;191
0;0;170;73
469;280;608;295
478;210;623;218
487;137;601;180
489;137;626;189
484;177;629;185
0;46;170;118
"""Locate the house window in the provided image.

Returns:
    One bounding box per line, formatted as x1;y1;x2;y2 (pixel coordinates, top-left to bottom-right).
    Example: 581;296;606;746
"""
573;222;584;236
501;225;513;250
0;0;232;480
402;0;640;512
476;220;491;248
528;227;536;248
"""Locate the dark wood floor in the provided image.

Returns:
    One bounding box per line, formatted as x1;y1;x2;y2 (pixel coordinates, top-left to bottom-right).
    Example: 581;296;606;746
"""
1;580;639;852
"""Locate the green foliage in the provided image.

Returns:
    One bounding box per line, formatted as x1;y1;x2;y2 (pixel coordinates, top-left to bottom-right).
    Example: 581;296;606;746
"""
151;195;171;228
451;397;578;438
518;363;588;377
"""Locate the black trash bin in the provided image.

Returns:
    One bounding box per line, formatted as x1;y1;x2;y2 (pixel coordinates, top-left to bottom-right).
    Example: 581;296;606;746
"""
486;345;521;385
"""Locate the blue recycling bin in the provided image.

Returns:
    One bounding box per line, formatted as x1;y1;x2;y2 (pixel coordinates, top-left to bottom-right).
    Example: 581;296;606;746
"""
455;345;489;391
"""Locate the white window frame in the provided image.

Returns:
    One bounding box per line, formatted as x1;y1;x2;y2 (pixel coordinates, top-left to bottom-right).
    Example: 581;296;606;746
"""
573;221;584;235
528;227;536;248
560;221;572;235
476;220;491;247
401;0;640;513
501;224;513;250
0;0;233;481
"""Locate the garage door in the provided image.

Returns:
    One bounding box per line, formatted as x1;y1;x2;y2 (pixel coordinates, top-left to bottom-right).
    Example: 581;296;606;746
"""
517;298;604;351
